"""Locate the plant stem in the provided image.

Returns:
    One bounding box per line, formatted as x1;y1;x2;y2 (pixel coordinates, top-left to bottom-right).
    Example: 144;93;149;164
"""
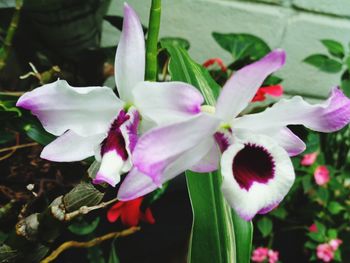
0;0;23;71
40;227;140;263
64;197;119;221
145;0;161;81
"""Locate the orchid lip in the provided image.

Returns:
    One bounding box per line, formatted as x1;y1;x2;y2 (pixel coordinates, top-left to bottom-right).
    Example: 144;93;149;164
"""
232;143;275;190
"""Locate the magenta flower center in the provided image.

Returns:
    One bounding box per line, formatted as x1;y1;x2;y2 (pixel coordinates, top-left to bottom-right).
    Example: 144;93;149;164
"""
101;110;130;160
232;143;275;190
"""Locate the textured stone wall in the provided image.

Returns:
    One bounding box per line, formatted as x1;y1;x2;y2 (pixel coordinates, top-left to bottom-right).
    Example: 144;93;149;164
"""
103;0;350;99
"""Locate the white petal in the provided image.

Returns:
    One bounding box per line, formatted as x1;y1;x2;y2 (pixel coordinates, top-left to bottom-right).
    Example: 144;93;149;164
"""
132;81;204;126
41;130;105;162
115;3;145;102
216;50;286;121
221;133;295;221
190;138;220;173
17;80;123;136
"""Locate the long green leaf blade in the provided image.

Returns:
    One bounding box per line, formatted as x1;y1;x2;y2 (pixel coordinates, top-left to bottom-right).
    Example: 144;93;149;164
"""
162;43;236;262
232;210;253;263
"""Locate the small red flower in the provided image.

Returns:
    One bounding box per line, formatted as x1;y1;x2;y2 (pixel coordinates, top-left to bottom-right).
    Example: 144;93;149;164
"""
203;58;227;73
309;223;318;233
252;85;283;102
107;197;155;227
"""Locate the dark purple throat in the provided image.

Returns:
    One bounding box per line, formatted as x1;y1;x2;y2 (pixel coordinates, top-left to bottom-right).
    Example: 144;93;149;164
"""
232;143;275;190
101;110;130;160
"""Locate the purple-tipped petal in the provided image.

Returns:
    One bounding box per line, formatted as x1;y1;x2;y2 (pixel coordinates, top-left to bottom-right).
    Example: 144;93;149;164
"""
221;133;294;221
216;49;286;121
132;81;204;126
16;80;123;137
133;114;221;183
41;130;105;162
270;128;306;156
234;87;350;133
234;127;306;157
115;3;145;102
118;168;159;201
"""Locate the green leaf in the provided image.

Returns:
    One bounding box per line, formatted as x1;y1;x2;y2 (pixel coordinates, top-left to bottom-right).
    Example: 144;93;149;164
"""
23;121;55;145
328;201;344;215
68;217;100;236
341;79;350;98
334;249;342;262
321;39;345;59
212;32;270;63
270;207;287;219
317;187;329;204
232;210;253;263
315;221;326;236
302;174;312;193
327;229;338;239
108;240;120;263
63;182;104;212
160;37;190;50
186;170;235;263
257;217;273;238
304;54;343;73
263;75;283;86
162;43;220;104
305;132;320;154
304;241;316;249
307;232;325;243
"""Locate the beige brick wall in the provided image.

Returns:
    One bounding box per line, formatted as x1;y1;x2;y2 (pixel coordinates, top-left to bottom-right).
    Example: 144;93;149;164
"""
103;0;350;99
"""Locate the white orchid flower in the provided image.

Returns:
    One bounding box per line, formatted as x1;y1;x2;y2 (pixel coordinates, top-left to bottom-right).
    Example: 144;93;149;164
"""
16;4;203;187
118;50;350;220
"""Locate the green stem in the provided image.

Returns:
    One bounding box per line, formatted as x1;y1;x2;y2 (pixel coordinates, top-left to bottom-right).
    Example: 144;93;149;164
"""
145;0;161;81
0;0;23;71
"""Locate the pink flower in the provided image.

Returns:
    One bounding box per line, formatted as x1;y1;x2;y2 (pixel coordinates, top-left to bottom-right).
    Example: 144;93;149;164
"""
329;239;342;250
317;243;334;262
314;165;330;186
309;223;318;233
268;249;279;263
252;247;269;262
301;152;318;166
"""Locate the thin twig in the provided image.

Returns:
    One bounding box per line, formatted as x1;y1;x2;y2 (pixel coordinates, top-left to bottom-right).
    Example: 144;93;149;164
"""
64;197;119;221
41;227;141;263
0;132;19;161
0;91;25;96
0;142;38;154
